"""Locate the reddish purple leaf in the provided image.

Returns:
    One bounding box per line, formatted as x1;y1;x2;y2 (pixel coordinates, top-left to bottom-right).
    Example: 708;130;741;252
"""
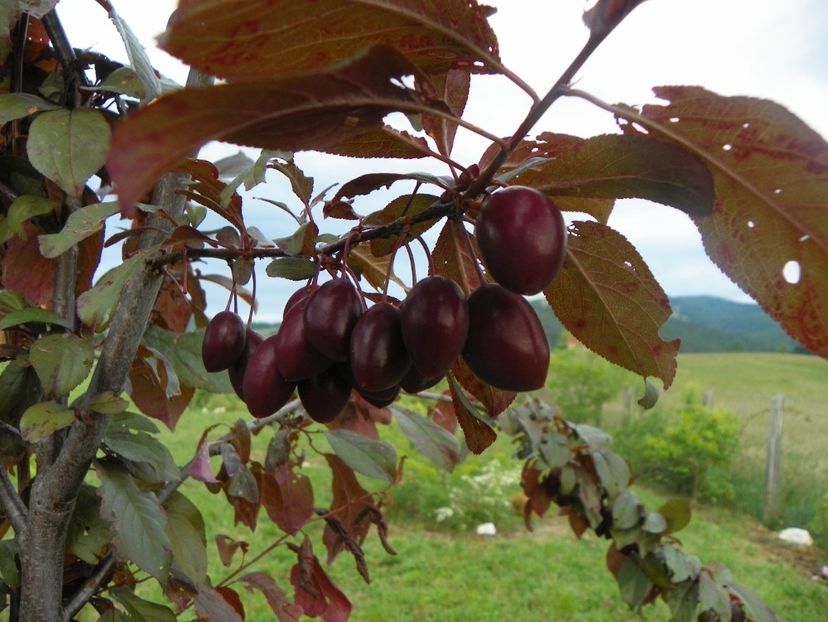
421;68;470;157
544;220;680;388
447;375;496;454
239;572;302;622
127;353;193;431
450;357;515;417
635;85;828;359
583;0;650;38
215;534;248;568
322;454;374;563
320;127;432;161
187;440;219;484
290;539;352;622
161;0;500;80
261;465;314;535
108;46;449;210
193;585;243;622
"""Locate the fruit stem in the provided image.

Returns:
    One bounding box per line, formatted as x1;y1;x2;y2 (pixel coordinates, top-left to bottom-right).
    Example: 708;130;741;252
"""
462;31;609;203
413;234;434;276
382;230;408;301
342;265;369;311
404;242;417;285
246;268;256;327
460;223;486;284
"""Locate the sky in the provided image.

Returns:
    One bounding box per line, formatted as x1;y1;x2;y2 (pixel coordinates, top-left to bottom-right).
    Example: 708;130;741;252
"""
55;0;828;321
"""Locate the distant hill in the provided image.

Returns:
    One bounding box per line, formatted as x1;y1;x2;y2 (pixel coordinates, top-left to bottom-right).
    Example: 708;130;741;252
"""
531;295;806;354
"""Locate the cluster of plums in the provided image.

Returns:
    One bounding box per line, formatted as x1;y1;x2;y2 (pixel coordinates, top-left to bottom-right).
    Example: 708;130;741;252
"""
201;186;567;424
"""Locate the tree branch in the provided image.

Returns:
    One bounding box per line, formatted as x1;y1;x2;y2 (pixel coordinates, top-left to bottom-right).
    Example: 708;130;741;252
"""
19;66;214;622
0;466;27;543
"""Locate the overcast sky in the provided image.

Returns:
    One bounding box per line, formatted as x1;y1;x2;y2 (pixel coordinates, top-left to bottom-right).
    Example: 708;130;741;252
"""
56;0;828;321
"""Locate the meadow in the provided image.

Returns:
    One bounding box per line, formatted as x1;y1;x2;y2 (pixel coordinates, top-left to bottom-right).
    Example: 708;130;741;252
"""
111;351;828;621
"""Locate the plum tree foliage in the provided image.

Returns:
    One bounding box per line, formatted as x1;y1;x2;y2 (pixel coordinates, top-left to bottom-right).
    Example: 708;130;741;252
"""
0;1;825;621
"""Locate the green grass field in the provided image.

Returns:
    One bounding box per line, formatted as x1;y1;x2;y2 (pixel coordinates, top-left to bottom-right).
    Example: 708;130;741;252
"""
110;351;828;622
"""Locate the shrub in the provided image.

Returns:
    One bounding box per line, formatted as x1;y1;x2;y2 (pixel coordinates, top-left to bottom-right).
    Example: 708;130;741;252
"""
810;492;828;550
616;387;740;502
545;348;628;425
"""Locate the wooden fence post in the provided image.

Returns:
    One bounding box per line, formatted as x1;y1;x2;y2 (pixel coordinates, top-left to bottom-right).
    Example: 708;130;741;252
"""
763;394;784;524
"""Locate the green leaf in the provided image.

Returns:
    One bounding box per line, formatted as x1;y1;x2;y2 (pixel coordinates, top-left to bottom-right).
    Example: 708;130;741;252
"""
659;498;692;534
27;108;111;197
664;580;699;622
0;361;39;423
638;378;660;410
0;195;57;243
38;201;119;258
729;583;784;622
97;462;171;581
30;333;94;398
87;391;130;416
641;511;668;534
142;326;233;394
612;489;642;530
0;540;19;588
164;491;208;585
698;571;731;620
325;429;397;483
108;9;162;102
103;428;179;481
273;223;316;256
20;401;75;442
591;448;630;500
66;485;113;564
0;290;27;316
266;256;318;281
77;252;146;329
94;66;146;99
617;558;654;609
106;411;160;434
0;308;72;330
0;92;61;124
110;586;175;622
393;407;460;472
662;545;701;584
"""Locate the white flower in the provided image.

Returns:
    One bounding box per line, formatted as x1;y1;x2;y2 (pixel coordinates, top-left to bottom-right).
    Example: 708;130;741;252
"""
434;506;454;522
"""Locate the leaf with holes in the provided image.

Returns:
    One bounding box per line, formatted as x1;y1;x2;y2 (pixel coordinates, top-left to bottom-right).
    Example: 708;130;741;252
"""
512;134;714;218
108;46;452;209
97;462;171;581
545;221;679;388
160;0;500;80
632;86;828;358
27;109;110;197
30;333;94;398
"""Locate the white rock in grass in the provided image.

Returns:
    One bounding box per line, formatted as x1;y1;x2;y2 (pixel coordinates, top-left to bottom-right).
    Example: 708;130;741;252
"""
778;527;813;546
476;522;496;536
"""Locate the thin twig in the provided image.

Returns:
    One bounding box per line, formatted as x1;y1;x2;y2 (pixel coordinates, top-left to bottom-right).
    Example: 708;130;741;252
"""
0;466;27;542
61;552;115;622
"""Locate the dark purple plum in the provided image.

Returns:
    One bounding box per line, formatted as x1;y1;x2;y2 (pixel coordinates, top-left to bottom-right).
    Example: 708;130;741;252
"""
274;298;333;382
462;284;549;391
400;367;442;394
304;278;363;361
349;302;411;392
358;384;400;408
202;311;247;372
228;329;264;399
284;284;318;315
299;367;351;424
476;186;567;295
241;335;296;418
400;276;468;378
